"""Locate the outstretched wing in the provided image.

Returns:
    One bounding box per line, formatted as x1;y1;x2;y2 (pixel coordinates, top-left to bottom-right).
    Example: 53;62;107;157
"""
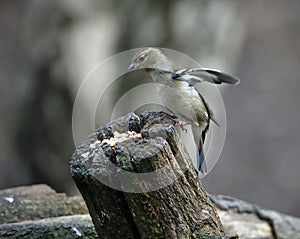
172;68;240;85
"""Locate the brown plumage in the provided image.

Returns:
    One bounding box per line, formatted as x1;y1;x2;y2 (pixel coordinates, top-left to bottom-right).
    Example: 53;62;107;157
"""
128;48;240;172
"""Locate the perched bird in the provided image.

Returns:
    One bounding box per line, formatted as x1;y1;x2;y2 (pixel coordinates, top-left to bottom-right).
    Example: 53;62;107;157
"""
128;48;240;173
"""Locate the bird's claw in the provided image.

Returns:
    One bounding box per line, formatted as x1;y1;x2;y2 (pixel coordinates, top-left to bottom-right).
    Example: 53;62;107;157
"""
174;121;188;133
159;111;187;133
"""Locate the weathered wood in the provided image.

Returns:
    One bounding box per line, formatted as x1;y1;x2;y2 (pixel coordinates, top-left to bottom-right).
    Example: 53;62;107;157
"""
0;184;97;238
0;215;96;239
1;184;299;238
210;194;300;239
0;184;88;224
70;112;226;238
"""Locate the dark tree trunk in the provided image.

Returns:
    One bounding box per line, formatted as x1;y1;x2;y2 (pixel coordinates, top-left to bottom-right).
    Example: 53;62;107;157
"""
70;112;233;239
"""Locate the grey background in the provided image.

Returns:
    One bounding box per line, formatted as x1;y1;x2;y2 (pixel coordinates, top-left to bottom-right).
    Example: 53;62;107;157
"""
0;0;299;216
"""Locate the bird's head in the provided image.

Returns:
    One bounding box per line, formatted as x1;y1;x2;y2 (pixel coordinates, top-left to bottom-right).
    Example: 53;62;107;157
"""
128;48;173;72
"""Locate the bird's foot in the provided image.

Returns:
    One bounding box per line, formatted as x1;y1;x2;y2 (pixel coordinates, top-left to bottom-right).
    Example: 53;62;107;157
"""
174;120;188;133
159;111;187;133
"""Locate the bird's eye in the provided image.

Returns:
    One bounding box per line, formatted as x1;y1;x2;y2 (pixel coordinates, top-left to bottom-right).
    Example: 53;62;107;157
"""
139;55;145;61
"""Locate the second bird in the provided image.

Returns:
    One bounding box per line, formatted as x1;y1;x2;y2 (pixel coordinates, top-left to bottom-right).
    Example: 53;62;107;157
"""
128;48;240;173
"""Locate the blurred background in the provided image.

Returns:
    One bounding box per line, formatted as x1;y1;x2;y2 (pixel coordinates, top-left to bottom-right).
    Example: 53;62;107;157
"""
1;0;299;217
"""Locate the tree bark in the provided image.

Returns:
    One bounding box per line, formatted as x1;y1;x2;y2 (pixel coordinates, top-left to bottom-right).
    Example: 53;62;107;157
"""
70;112;230;239
0;184;88;224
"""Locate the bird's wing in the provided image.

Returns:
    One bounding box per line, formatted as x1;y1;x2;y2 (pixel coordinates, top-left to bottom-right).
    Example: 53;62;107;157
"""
197;89;219;127
172;68;240;85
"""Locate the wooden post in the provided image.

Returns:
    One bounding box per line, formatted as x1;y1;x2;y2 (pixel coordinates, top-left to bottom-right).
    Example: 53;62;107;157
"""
70;112;236;239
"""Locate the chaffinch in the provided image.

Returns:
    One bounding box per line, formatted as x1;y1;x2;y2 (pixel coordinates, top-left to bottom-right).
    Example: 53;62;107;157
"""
128;48;240;173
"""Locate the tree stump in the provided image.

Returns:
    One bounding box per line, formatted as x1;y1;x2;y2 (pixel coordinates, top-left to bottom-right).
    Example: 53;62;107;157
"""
70;112;237;239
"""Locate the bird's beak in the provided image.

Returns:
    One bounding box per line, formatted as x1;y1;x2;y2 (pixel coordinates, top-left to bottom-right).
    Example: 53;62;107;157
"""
128;62;139;71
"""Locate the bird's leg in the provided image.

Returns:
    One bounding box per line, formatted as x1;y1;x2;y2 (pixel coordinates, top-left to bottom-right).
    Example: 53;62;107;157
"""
159;111;187;133
174;121;188;133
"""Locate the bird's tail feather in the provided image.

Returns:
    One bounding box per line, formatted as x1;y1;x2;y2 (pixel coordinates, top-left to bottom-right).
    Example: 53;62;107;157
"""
192;125;207;173
197;148;207;173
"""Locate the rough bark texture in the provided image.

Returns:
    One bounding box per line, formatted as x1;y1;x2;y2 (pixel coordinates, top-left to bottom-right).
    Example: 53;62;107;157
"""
0;215;97;239
0;184;299;238
70;112;226;238
0;184;88;224
210;195;300;239
0;184;97;239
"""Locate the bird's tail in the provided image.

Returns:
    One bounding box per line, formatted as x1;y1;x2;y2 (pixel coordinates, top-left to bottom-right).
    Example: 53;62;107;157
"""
196;141;207;174
192;126;207;173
